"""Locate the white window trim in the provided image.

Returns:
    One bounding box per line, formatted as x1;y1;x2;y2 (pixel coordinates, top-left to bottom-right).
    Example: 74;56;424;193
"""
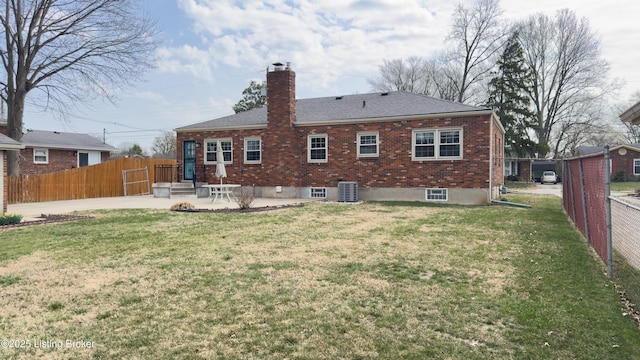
634;159;640;175
204;138;233;165
357;131;379;158
310;187;327;198
244;137;262;164
412;128;463;161
426;188;448;202
33;148;49;164
308;134;328;163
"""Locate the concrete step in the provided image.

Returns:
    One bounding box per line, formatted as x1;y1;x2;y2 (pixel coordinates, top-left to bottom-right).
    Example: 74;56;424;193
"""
170;182;195;189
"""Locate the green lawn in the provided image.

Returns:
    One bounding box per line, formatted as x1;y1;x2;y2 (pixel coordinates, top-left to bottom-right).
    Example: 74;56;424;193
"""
0;195;638;359
611;181;640;194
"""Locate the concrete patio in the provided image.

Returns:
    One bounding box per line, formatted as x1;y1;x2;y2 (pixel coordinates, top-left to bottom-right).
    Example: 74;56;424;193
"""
8;196;317;222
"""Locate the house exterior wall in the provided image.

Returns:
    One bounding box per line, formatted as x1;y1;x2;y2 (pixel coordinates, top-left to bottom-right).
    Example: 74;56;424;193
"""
20;148;111;175
176;114;500;204
610;148;640;180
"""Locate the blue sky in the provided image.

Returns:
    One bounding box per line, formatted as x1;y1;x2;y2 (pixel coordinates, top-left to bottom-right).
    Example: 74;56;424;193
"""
22;0;640;152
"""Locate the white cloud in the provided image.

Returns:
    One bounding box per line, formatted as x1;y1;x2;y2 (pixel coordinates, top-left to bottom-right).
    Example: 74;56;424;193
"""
170;0;456;91
156;45;215;81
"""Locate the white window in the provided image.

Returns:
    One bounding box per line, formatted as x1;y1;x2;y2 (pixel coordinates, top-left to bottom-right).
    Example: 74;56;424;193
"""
244;137;261;164
204;139;232;164
634;159;640;175
308;134;327;163
357;132;379;157
310;188;327;198
78;151;101;167
33;148;49;164
412;128;463;160
504;161;518;176
426;188;448;201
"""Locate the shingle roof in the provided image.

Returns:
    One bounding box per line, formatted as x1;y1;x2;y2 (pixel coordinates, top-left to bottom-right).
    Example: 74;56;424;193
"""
0;132;24;150
20;130;116;152
176;91;490;131
576;144;640;156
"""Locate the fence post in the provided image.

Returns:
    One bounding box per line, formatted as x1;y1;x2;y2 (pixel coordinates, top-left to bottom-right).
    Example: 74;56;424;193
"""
145;167;150;195
604;145;613;278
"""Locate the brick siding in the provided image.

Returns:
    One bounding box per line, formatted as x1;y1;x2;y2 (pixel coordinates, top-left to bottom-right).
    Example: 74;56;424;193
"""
610;148;640;180
177;115;497;189
20;148;111;175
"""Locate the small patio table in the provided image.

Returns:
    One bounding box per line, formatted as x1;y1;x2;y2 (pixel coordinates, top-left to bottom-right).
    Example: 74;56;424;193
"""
203;184;241;203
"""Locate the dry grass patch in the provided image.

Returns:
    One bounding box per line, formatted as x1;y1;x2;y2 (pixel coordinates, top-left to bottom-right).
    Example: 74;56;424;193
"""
1;199;639;359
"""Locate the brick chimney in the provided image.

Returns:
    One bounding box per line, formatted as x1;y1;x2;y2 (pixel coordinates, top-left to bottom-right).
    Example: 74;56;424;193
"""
266;62;295;127
263;62;301;189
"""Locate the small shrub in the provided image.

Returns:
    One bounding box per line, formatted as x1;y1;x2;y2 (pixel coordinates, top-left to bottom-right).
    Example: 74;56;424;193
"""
170;201;195;211
505;175;520;182
234;188;255;210
613;170;627;182
0;213;22;226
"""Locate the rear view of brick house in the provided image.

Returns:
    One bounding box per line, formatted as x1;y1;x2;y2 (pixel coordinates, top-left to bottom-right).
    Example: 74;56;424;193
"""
175;63;504;205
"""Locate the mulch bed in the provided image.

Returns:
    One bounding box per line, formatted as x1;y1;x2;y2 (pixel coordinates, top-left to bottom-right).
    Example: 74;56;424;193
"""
174;203;305;213
0;214;94;229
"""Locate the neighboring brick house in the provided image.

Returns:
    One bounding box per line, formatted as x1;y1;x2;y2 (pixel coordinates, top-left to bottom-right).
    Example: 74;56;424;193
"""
0;122;116;175
578;144;640;180
504;155;533;182
175;64;505;205
0;133;24;213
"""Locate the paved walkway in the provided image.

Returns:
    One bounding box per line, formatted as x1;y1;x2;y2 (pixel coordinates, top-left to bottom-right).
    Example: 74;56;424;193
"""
8;196;317;222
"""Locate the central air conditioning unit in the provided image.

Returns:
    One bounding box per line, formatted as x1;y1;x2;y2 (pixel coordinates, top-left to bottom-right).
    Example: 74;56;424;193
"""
338;181;358;202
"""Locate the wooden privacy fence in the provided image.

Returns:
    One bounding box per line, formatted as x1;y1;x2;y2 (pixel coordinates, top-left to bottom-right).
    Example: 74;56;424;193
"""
8;158;176;204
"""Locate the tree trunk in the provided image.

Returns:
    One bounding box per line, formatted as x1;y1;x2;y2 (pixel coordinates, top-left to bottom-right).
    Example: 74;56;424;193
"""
6;90;27;176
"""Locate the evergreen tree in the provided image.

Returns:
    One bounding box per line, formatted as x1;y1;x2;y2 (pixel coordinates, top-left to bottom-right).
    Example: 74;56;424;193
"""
486;31;540;158
233;80;266;113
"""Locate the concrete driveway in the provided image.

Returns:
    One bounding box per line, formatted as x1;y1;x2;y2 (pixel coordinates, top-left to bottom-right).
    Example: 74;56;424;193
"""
510;183;563;197
8;196;316;222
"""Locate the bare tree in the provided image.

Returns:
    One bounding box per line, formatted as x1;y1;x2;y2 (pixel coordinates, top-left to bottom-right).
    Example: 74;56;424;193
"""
152;130;176;159
519;9;615;158
368;57;433;94
446;0;507;104
0;0;159;175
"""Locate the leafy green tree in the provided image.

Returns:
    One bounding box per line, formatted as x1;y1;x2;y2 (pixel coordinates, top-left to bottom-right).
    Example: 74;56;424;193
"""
233;80;266;113
486;31;541;158
128;144;144;157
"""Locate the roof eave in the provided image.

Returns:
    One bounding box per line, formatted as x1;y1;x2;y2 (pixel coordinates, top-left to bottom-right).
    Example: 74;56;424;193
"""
22;143;115;152
620;101;640;125
0;143;25;150
295;109;494;127
175;124;268;133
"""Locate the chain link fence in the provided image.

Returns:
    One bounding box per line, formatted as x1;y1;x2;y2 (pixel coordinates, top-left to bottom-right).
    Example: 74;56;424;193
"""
611;198;640;305
563;148;640;307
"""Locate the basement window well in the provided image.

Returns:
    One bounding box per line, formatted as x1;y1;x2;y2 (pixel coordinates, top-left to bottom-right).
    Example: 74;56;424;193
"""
310;188;327;198
426;188;448;201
